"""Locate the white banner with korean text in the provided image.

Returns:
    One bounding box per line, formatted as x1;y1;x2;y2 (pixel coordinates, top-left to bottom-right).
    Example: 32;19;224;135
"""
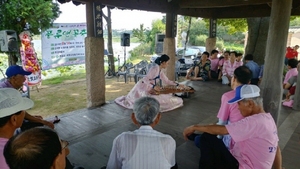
41;23;87;70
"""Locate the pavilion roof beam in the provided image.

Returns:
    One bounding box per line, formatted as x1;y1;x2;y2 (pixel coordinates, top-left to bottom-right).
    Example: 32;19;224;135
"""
179;0;272;8
292;0;300;10
178;5;300;19
178;4;272;18
95;0;177;13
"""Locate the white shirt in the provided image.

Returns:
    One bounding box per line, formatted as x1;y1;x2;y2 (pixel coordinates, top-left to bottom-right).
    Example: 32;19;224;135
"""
106;125;176;169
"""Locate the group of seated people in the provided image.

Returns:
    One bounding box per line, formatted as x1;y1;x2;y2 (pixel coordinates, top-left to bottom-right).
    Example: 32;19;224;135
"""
0;66;81;169
0;55;287;169
185;49;262;86
105;66;282;169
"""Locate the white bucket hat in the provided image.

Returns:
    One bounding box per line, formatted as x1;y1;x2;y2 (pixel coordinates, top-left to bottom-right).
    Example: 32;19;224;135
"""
0;88;34;118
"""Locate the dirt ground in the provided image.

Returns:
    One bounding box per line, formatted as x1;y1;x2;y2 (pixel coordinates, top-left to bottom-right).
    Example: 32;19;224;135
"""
28;77;135;118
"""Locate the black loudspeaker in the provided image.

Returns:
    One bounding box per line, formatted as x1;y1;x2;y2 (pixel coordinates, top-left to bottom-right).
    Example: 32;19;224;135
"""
121;33;130;47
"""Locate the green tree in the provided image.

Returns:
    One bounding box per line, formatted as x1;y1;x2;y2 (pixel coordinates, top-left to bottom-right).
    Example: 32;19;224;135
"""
290;17;300;26
132;24;147;43
102;7;116;76
187;18;209;46
215;19;247;34
0;0;61;35
148;19;165;53
207;17;299;65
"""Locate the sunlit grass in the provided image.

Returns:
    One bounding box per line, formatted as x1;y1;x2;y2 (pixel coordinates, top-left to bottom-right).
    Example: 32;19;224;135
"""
42;73;87;85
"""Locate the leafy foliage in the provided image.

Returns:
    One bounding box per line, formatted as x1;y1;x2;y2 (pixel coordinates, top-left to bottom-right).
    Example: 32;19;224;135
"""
290;17;300;26
55;66;74;76
147;19;165;53
0;0;61;35
194;35;208;46
223;42;244;53
215;19;247;34
132;24;147;43
129;43;152;61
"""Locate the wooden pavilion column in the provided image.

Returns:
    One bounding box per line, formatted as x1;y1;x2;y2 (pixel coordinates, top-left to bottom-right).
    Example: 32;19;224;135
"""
164;13;177;81
260;0;292;123
85;2;105;108
206;18;217;53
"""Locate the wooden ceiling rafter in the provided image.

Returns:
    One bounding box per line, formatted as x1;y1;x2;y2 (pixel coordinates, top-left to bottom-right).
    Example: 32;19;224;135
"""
92;0;178;13
59;0;300;18
179;0;272;8
178;4;272;18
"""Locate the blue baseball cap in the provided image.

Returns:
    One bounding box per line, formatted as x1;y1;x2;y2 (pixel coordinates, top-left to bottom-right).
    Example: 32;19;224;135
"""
5;65;32;78
228;85;260;104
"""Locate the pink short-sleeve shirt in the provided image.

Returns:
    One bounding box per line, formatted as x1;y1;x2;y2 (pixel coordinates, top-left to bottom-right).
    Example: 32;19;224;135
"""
217;90;244;123
283;68;298;84
0;138;9;169
226;113;278;169
209;58;219;72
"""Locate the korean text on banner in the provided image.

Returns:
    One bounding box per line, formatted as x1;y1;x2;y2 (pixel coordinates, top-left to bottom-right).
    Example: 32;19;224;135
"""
41;23;87;70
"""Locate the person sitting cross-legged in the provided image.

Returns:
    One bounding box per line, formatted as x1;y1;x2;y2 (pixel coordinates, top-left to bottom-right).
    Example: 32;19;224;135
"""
186;51;211;81
106;97;177;169
183;85;279;169
209;49;220;79
221;51;241;85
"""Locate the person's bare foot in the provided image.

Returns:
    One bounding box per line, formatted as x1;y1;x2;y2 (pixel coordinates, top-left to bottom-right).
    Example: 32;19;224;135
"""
186;76;190;80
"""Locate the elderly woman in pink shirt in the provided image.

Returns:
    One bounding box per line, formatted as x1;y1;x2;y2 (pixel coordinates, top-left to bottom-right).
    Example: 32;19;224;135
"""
283;59;299;89
221;51;241;85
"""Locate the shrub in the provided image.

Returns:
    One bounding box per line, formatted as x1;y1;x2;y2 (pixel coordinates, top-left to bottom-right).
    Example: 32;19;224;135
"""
223;43;244;53
194;35;208;46
216;40;224;50
129;43;151;62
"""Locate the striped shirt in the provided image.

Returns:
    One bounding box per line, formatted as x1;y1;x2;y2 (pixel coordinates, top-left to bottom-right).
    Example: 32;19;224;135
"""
107;125;176;169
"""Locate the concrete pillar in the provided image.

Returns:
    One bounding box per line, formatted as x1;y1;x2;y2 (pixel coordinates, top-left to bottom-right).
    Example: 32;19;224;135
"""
164;13;177;81
260;0;292;123
163;38;176;81
206;38;216;53
85;37;105;108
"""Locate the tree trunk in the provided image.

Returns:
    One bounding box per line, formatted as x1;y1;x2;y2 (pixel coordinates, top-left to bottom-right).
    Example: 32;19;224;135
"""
103;7;115;76
260;0;292;123
8;52;18;66
245;17;269;65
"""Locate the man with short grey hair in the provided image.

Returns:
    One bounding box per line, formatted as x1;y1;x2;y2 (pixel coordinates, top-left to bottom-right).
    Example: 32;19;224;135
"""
107;97;176;169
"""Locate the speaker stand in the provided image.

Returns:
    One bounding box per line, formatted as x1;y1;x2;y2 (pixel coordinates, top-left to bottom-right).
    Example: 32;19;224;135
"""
105;63;116;76
118;46;127;72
